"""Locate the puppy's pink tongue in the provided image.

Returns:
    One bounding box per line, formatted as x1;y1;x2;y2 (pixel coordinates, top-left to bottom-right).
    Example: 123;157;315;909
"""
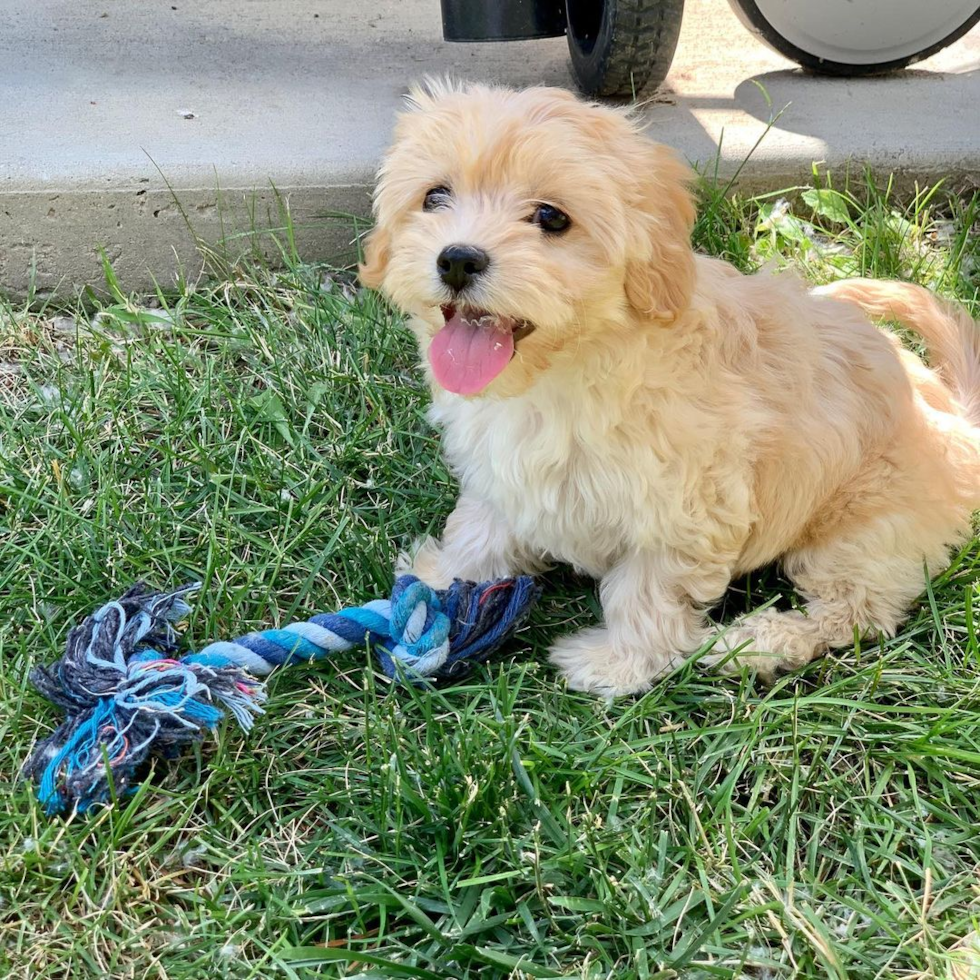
429;311;514;395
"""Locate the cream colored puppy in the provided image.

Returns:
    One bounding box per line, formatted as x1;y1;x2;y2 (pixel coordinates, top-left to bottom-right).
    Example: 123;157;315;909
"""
360;80;980;696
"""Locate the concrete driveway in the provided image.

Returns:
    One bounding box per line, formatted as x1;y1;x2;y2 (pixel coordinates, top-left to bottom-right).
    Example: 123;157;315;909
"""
1;0;978;296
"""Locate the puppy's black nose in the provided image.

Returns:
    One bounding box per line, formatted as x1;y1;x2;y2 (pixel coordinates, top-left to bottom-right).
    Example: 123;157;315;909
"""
437;244;490;292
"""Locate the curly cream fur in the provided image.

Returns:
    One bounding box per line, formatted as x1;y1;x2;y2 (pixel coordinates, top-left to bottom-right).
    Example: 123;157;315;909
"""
362;81;980;695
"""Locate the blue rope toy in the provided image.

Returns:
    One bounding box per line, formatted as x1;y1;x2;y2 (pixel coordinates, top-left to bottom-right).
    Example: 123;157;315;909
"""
24;575;539;816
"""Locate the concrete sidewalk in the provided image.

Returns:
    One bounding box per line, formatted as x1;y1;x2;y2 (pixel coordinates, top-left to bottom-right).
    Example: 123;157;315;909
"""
1;0;979;297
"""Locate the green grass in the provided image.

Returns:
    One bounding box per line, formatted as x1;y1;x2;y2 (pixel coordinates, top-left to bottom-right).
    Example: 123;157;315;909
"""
1;177;979;980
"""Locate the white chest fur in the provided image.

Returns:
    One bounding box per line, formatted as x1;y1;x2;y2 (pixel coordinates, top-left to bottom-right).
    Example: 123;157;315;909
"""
429;378;682;577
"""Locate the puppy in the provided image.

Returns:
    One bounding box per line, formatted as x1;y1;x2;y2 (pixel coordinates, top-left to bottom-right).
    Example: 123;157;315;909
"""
359;80;980;695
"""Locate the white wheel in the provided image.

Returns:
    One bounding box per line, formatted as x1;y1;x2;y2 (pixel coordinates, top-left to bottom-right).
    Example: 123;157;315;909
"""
727;0;980;73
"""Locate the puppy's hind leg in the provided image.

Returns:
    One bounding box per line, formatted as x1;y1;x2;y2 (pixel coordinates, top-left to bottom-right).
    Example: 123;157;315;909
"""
398;494;546;588
708;516;954;681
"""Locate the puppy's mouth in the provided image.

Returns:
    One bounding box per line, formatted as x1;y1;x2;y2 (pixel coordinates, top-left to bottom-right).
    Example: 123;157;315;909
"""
429;304;535;395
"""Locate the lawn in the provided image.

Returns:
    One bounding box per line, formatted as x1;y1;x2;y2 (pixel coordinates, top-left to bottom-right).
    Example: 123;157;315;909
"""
1;178;979;980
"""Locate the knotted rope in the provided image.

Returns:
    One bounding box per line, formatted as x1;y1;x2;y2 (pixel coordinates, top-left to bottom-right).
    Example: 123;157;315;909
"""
23;575;539;816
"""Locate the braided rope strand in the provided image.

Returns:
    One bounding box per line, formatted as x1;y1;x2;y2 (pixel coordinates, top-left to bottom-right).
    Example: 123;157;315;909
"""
23;575;539;816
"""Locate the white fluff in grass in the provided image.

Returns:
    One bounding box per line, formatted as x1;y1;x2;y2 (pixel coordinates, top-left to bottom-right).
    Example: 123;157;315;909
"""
949;931;980;980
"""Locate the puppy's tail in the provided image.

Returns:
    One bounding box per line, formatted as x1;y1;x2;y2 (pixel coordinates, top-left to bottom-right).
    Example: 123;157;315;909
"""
817;278;980;426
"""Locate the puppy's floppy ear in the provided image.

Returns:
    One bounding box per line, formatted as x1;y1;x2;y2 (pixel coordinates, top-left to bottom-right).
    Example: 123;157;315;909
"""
358;225;391;290
624;144;697;322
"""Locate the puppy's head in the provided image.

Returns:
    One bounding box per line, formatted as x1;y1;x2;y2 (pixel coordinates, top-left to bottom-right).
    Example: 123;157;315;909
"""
360;81;695;398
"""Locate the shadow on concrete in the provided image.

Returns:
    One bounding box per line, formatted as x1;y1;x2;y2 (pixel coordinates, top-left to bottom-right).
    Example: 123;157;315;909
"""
733;67;980;142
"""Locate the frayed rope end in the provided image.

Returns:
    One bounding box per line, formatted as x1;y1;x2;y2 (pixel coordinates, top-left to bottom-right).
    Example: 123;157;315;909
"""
23;583;267;815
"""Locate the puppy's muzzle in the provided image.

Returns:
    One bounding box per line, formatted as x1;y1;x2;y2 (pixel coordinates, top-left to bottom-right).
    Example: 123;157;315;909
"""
437;244;490;292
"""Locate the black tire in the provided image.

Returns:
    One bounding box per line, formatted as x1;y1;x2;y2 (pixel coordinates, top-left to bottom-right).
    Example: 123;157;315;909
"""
566;0;685;100
727;0;980;76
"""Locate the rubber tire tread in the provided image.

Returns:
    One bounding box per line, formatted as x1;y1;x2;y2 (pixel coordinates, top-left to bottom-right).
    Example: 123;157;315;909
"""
567;0;685;99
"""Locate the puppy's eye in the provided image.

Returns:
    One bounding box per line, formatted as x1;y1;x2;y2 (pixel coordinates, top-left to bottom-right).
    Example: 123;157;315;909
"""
423;186;452;211
531;203;571;234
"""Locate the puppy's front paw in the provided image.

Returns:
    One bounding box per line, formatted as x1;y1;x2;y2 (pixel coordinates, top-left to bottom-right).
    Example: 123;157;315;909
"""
549;627;677;698
701;625;777;681
703;610;815;682
396;535;454;589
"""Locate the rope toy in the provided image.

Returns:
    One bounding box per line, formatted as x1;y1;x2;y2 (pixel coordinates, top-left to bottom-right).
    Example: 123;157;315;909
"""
23;574;539;816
